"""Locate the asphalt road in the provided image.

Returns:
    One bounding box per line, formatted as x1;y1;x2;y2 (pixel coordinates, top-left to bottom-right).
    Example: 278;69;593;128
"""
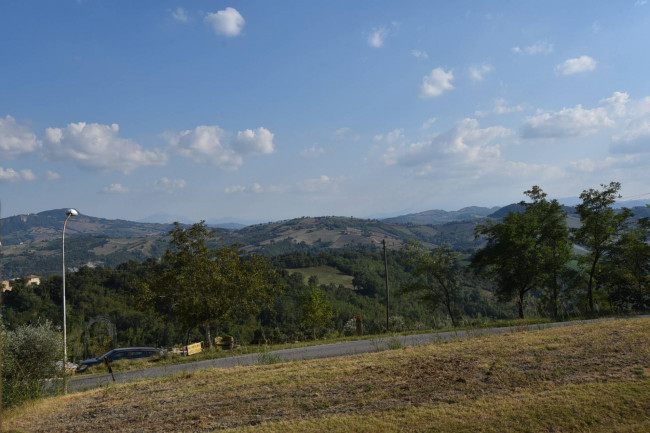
68;315;645;393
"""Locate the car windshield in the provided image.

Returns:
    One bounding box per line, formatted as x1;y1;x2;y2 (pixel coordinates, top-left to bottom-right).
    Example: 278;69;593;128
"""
97;350;115;360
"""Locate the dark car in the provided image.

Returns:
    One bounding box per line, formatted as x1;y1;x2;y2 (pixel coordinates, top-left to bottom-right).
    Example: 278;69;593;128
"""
76;347;163;372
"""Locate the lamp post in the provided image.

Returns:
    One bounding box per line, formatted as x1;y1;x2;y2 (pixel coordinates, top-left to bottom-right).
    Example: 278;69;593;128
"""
62;208;78;391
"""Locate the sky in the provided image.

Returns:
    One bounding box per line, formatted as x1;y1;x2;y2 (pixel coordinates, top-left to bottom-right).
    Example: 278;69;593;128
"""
1;1;650;223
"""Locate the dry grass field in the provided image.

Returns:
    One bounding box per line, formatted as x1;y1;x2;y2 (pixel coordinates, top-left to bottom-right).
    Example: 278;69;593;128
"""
5;317;649;433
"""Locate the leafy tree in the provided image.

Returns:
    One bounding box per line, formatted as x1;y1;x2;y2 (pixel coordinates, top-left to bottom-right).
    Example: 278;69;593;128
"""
140;222;281;346
472;186;571;318
600;215;650;311
573;182;631;313
300;287;333;339
402;242;464;326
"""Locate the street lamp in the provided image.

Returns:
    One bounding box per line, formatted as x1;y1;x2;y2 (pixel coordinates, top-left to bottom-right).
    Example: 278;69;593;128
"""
62;208;78;387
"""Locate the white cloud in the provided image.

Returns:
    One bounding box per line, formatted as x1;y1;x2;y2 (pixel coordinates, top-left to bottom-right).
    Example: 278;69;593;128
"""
102;183;130;194
419;68;454;98
45;170;61;180
383;118;513;169
172;7;188;23
0;166;36;182
0;115;41;160
555;55;597;75
511;41;554;55
421;117;437;130
468;64;493;82
301;143;325;157
592;21;601;33
224;182;284;194
167;125;274;170
44;122;167;173
333;127;361;142
600;91;630;118
571;154;642;173
299;175;340;193
205;7;245;37
374;128;405;144
367;27;388;48
522;105;613;139
495;98;524;114
635;1;647;6
225;185;247;194
411;49;428;59
155;177;186;194
232;127;275;154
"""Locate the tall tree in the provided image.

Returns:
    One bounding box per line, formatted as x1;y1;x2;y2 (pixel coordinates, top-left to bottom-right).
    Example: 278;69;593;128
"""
300;287;333;339
402;242;463;326
599;215;650;311
573;182;631;313
140;222;281;346
472;186;571;318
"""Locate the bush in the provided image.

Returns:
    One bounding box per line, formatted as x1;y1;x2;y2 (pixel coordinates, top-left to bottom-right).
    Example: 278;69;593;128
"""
2;320;64;408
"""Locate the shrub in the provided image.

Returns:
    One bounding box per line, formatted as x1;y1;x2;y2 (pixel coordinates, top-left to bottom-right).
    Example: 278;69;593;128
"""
2;320;64;408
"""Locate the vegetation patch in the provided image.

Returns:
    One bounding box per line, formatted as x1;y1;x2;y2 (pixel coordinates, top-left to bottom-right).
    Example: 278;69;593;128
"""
286;265;354;289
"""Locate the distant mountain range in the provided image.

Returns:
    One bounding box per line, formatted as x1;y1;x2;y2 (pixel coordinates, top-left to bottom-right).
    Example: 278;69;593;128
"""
2;201;648;279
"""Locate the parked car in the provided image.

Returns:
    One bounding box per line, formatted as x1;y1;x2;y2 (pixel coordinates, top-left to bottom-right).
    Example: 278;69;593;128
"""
76;347;163;373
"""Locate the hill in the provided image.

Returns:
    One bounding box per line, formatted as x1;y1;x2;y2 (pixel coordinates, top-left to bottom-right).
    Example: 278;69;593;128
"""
381;206;499;225
6;317;649;432
0;212;482;279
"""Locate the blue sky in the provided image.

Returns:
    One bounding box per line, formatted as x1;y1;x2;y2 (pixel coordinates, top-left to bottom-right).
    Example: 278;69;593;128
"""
2;1;650;223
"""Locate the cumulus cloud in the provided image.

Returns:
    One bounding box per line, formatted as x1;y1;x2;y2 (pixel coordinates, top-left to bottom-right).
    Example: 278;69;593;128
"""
46;170;61;180
0;167;36;182
299;175;340;193
224;182;284;194
411;49;428;59
367;27;388;48
421;117;437;130
374;129;405;144
155;177;186;194
205;7;245;37
101;183;130;194
172;7;188;23
225;185;246;194
522;105;613;139
468;64;493;82
44;122;167;173
0;115;41;160
511;41;554;55
419;68;454;98
167;125;274;170
301;143;325;158
382;118;513;169
476;98;525;117
555;55;597;75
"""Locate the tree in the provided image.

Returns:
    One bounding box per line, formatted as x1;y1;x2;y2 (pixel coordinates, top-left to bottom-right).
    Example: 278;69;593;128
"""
573;182;631;313
300;287;333;339
472;186;571;318
402;242;463;326
140;222;281;346
599;215;650;311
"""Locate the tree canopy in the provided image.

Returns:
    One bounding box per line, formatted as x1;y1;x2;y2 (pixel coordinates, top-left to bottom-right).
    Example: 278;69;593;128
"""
472;186;571;318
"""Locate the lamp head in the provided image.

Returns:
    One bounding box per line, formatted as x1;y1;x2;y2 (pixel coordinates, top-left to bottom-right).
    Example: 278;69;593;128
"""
66;208;79;217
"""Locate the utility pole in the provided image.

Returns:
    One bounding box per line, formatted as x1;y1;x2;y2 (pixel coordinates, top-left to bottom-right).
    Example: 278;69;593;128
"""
382;239;389;332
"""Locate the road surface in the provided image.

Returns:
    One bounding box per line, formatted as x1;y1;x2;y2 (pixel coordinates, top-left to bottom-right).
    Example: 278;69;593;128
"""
69;315;644;393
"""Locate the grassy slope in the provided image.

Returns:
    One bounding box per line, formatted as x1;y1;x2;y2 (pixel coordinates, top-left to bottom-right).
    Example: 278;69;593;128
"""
6;318;650;433
285;265;355;288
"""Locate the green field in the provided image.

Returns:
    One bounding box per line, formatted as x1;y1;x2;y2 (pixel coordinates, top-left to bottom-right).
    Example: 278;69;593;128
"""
286;265;355;289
